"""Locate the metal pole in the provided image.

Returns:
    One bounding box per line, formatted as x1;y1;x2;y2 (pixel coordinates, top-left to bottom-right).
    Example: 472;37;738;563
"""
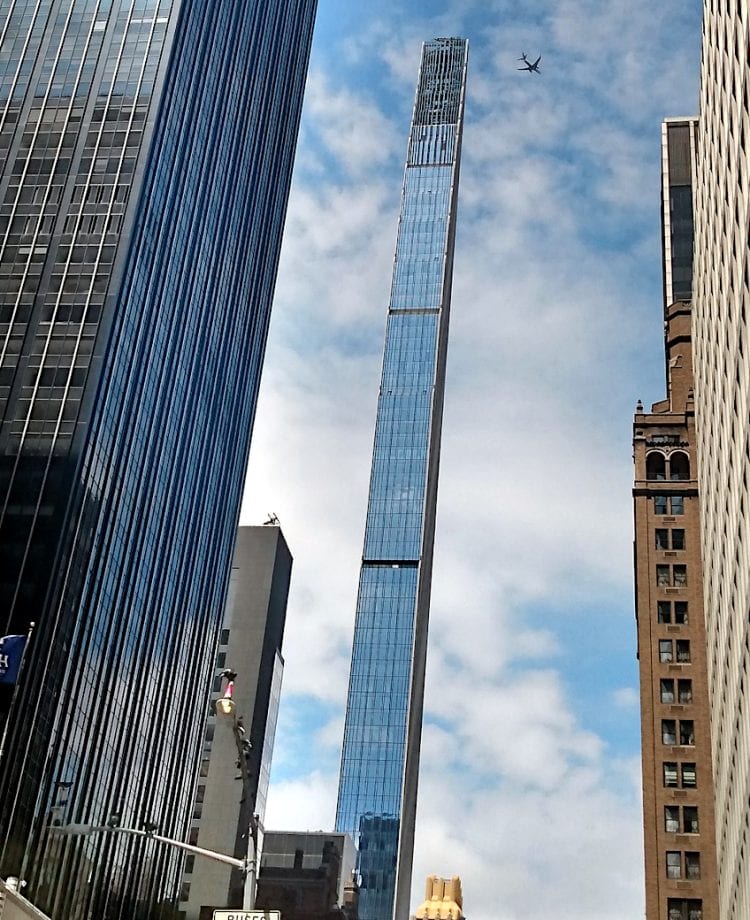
230;713;257;910
48;824;245;870
218;670;259;910
242;821;256;910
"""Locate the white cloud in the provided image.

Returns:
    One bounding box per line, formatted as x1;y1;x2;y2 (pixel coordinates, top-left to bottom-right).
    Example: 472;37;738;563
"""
303;70;402;178
412;765;643;920
612;686;640;709
413;663;644;919
265;770;338;833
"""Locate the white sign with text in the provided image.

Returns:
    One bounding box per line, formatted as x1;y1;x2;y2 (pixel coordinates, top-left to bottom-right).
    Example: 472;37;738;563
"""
212;912;281;920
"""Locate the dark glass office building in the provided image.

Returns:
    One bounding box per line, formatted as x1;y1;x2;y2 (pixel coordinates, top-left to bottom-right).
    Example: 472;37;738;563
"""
0;2;316;917
335;38;467;920
661;119;697;309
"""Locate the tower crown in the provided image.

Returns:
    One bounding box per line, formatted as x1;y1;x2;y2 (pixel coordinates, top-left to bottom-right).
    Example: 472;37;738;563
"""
414;875;464;920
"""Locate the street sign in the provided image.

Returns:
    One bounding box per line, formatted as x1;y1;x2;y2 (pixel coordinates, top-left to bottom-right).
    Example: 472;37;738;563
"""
212;913;281;920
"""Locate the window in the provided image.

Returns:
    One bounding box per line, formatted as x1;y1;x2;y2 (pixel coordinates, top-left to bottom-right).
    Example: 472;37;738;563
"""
670;452;690;480
661;679;675;703
656;529;686;550
683;806;699;832
665;806;699;834
663;762;678;787
669;901;702;920
185;855;195;874
660;640;674;663
654;494;685;515
665;850;700;881
199;759;210;778
663;720;677;744
674;565;688;586
678;679;693;703
657;565;671;586
659;601;689;623
676;640;691;662
647;452;667;479
680;721;695;745
220;628;230;645
681;763;697;787
668;900;702;920
685;852;700;880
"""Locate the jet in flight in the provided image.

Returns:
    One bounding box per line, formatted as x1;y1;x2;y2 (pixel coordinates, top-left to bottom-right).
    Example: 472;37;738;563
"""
518;52;542;73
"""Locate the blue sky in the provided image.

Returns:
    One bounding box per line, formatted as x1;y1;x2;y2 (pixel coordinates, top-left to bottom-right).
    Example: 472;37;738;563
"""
241;2;703;918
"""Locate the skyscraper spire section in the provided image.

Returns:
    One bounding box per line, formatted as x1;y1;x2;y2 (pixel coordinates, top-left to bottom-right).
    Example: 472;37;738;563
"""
335;37;468;920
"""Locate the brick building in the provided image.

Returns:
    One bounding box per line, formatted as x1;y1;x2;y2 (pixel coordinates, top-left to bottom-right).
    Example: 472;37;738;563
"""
632;119;719;920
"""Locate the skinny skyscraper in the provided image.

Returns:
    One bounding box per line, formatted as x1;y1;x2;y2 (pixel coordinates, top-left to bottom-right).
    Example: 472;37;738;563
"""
335;38;468;920
0;2;316;917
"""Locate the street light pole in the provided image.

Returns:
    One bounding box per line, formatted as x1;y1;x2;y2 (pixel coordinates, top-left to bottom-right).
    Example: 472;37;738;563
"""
216;670;258;910
49;823;247;870
50;821;262;913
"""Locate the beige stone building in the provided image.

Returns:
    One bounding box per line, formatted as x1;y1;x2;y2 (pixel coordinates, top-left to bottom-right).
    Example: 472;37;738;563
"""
632;119;719;920
692;4;750;919
412;876;463;920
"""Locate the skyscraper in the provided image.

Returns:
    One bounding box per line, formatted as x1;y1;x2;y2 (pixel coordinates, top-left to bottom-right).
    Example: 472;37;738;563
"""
181;524;291;917
335;38;468;920
0;3;316;917
633;119;718;920
693;6;750;919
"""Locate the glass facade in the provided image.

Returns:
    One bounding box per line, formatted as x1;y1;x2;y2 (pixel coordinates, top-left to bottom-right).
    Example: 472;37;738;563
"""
662;119;698;307
335;38;468;920
0;2;316;917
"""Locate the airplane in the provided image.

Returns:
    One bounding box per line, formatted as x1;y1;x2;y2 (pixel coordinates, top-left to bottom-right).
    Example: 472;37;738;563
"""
518;52;542;74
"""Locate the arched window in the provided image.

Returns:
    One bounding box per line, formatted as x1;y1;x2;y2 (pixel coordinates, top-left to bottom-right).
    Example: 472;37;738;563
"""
670;452;690;481
646;452;666;480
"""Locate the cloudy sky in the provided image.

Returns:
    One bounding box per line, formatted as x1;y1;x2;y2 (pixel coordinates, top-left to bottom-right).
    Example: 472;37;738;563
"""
241;2;703;918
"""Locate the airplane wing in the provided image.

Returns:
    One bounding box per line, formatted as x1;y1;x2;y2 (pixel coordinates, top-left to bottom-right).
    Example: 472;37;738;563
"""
533;55;541;67
517;66;529;71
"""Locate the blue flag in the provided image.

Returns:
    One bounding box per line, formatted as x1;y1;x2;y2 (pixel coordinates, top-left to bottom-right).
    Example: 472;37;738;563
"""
0;635;27;685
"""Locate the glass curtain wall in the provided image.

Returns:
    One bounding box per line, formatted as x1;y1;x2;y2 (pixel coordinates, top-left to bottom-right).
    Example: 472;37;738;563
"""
335;38;468;920
0;2;316;917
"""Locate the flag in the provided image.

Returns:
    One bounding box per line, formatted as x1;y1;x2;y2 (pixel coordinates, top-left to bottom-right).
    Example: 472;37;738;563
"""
0;634;27;685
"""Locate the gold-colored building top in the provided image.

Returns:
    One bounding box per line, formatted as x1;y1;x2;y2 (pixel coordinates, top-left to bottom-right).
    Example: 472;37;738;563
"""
413;876;464;920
